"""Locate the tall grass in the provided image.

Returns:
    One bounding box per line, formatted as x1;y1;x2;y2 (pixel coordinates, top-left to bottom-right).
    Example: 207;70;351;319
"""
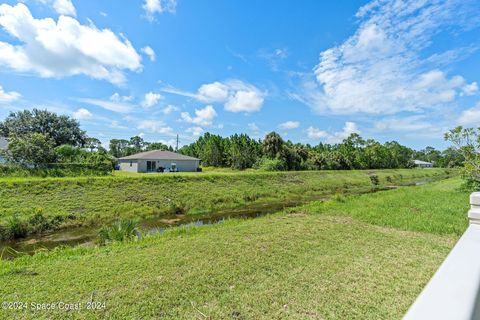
0;169;453;237
98;220;140;245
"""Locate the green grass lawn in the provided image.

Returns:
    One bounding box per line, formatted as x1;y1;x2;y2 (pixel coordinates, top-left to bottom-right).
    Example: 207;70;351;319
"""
0;169;452;237
0;177;468;319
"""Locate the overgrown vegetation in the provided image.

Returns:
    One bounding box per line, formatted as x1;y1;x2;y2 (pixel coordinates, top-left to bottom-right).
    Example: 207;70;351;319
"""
98;220;140;245
0;178;466;319
0;109;114;176
0;163;113;177
179;131;464;171
0;169;450;239
445;126;480;190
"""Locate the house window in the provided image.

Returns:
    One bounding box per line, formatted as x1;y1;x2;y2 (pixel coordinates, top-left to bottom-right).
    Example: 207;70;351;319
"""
130;161;132;167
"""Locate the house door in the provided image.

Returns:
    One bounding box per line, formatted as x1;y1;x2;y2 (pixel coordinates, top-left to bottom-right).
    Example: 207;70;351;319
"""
147;161;156;172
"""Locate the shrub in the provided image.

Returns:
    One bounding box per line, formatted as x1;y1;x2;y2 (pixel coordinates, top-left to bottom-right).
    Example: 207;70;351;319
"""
28;211;52;234
166;202;186;215
332;194;346;203
98;220;140;245
254;158;287;171
369;175;380;187
6;215;28;239
0;162;113;177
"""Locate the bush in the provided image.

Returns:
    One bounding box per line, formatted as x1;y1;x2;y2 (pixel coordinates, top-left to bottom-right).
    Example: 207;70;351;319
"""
369;175;380;187
98;220;140;245
5;215;28;239
28;211;53;234
166;202;187;215
0;162;113;177
254;158;287;171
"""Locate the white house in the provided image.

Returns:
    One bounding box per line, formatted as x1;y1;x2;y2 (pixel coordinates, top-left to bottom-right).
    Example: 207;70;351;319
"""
0;137;7;164
414;160;433;168
118;150;200;173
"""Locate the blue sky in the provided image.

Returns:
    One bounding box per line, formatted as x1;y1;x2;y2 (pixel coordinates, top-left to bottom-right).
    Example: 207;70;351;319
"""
0;0;479;149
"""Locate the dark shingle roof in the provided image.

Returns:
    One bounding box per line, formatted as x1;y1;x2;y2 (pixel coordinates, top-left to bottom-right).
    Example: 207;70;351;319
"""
0;137;7;150
119;150;200;161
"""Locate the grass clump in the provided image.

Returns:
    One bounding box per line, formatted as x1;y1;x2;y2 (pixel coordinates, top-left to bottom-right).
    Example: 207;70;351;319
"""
369;174;380;189
4;215;28;240
98;220;140;245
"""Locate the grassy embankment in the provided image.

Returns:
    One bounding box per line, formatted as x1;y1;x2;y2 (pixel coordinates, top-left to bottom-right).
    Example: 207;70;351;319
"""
0;169;451;238
0;177;468;319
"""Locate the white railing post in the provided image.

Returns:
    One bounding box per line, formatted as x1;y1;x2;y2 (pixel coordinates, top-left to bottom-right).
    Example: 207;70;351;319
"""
404;192;480;320
469;192;480;225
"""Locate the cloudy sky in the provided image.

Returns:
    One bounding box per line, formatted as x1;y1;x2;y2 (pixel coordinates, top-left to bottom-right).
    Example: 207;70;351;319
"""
0;0;479;149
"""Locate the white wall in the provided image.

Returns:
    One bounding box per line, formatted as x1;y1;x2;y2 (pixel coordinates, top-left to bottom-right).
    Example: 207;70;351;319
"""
119;160;139;172
155;159;199;172
119;159;199;172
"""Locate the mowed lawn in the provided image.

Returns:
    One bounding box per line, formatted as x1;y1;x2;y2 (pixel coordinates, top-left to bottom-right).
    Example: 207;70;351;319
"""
0;178;468;319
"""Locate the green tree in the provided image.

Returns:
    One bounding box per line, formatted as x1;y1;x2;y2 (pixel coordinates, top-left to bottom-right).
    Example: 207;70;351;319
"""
262;132;284;159
4;133;56;167
55;144;83;162
0;109;86;147
109;139;130;158
129;136;146;153
445;126;480;186
146;142;171;151
228;134;259;169
85;137;102;152
437;147;464;168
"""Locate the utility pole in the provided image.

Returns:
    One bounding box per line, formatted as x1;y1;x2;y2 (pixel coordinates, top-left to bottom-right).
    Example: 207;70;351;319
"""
176;134;179;152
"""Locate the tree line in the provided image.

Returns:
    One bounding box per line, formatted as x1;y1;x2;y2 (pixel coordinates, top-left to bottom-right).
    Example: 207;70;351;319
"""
0;109;465;172
179;132;464;170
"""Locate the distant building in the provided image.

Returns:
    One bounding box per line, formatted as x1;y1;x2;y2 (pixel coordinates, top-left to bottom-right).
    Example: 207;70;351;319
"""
118;150;200;173
414;160;433;168
0;137;7;164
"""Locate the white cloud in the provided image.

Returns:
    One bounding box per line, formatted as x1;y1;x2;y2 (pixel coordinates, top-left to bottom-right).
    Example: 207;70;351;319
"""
462;82;479;96
0;85;21;103
0;3;142;85
373;116;433;132
137;120;173;135
306;127;329;140
307;122;360;144
278;121;299;130
458;102;480;126
198;82;230;102
162;105;179;115
225;88;264;113
143;0;176;20
141;92;163;108
38;0;76;16
110;120;128;129
72;108;92;120
141;46;156;62
293;0;479;115
163;80;266;113
78;94;134;113
186;126;204;137
248;122;260;132
181;105;217;127
110;93;133;103
52;0;76;16
258;47;288;71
